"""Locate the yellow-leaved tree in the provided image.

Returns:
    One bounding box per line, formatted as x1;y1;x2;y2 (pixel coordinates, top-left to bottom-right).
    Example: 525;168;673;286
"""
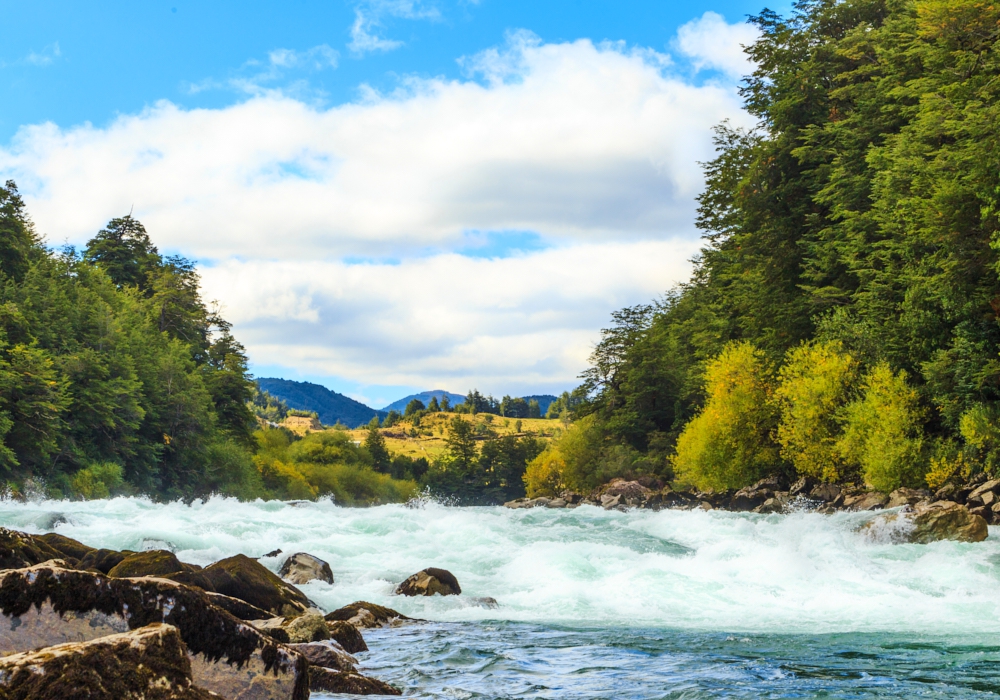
774;341;857;483
673;342;781;490
523;448;566;497
837;363;925;493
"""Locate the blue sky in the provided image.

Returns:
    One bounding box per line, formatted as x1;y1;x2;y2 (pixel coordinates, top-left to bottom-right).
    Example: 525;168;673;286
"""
1;0;789;409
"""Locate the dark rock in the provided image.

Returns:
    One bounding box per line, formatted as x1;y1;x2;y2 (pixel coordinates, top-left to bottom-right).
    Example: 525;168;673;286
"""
288;639;357;672
108;550;199;578
181;553;310;616
0;622;215;700
0;562;309;700
789;476;817;498
204;592;271;620
730;488;766;512
279;553;334;586
36;532;95;563
325;601;412;629
559;490;583;504
309;666;401;695
396;567;461;596
327;620;368;653
78;548;131;575
0;528;69;569
954;486;973;505
263;548;283;558
809;483;841;503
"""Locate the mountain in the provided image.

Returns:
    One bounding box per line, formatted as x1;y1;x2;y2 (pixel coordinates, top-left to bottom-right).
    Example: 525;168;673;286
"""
256;378;381;428
381;390;466;413
523;395;558;415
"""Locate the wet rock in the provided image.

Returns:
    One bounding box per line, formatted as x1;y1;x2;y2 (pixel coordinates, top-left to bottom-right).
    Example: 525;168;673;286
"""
309;667;401;695
78;548;131;574
865;501;988;544
0;623;215;700
844;491;888;511
810;483;841;503
178;553;311;616
279;552;334;586
0;527;69;569
468;596;499;608
288;639;357;672
263;548;283;558
325;601;412;629
327;620;368;653
396;567;462;596
887;487;932;509
285;610;331;643
0;563;309;700
36;532;95;563
108;549;199;578
203;591;271;621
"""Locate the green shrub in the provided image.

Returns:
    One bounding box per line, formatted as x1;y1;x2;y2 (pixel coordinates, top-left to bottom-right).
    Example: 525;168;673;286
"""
202;440;266;500
70;462;125;500
673;342;781;490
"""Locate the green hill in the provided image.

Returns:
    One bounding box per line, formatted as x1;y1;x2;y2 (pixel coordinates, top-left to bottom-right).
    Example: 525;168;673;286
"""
256;378;381;428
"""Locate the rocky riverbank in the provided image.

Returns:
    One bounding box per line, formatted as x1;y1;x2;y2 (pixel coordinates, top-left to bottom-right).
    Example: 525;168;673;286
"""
505;474;992;543
0;528;470;699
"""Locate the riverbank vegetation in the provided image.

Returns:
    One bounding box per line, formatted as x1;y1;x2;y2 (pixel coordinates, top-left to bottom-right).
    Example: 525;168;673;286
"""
529;0;1000;497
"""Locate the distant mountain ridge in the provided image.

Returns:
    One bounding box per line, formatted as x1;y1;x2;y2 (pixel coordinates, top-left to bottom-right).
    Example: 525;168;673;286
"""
256;378;382;428
381;390;465;413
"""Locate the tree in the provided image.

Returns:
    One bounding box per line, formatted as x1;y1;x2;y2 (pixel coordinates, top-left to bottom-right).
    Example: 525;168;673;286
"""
364;416;392;473
673;342;782;490
84;216;161;292
427;396;440;412
0;181;37;283
440;396;451;412
444;416;477;469
404;399;425;417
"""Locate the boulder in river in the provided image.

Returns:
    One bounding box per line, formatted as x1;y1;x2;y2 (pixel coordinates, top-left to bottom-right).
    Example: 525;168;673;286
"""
173;553;311;616
326;601;412;629
327;620;368;653
279;552;334;585
863;501;988;544
0;622;214;700
107;549;200;578
0;527;71;569
284;610;331;643
309;667;401;695
395;567;462;597
0;562;309;700
288;639;358;672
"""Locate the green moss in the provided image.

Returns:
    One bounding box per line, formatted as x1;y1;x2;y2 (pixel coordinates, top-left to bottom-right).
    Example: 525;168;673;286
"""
107;550;193;578
0;528;66;570
193;554;310;616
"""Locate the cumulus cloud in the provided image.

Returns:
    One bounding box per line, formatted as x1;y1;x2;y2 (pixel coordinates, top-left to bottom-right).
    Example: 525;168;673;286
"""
0;24;755;397
200;238;700;395
349;0;440;54
675;12;759;79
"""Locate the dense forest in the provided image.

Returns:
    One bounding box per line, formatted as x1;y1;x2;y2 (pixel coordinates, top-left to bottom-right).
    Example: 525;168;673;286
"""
529;0;1000;496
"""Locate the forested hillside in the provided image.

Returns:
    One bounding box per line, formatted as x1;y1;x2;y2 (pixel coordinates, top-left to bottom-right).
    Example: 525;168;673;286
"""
0;181;258;499
256;378;381;428
533;0;1000;496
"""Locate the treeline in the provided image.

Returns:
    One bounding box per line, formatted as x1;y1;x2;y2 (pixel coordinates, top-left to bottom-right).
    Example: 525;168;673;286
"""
530;0;1000;496
380;389;545;426
0;182;420;504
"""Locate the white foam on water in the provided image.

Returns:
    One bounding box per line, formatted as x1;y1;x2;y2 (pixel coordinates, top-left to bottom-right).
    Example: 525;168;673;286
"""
1;497;998;635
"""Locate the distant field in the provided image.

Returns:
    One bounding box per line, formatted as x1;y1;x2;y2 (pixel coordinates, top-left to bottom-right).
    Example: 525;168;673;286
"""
345;412;563;461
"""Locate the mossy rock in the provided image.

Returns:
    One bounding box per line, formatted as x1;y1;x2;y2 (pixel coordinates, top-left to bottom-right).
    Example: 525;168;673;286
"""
327;620;368;653
203;592;271;621
309;667;401;696
36;533;95;563
193;554;310;616
325;601;411;628
78;549;132;575
108;550;199;579
0;528;67;570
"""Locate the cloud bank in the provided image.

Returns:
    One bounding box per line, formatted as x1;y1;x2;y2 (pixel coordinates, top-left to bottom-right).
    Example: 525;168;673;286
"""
0;19;756;400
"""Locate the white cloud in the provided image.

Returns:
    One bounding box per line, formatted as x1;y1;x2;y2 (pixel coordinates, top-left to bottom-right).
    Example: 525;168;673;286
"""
349;0;440;54
200;238;700;396
187;44;338;97
675;12;759;79
0;26;755;397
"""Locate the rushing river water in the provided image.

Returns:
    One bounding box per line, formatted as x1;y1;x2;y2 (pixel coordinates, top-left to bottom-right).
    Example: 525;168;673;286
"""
1;497;999;698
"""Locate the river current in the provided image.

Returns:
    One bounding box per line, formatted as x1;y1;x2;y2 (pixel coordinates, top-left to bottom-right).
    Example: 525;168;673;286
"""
1;496;998;698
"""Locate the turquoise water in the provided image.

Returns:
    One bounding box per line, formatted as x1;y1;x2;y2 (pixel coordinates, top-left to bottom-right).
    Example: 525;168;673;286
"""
1;497;999;698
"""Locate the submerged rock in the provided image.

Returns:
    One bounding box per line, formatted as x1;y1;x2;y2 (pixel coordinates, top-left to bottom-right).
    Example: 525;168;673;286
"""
309;667;401;695
396;568;462;597
0;563;309;700
287;639;357;672
327;620;368;653
863;501;988;544
279;552;334;585
0;623;215;700
326;601;412;629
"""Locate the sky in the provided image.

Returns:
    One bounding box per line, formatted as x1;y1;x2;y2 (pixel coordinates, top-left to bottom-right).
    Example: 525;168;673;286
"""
0;0;788;409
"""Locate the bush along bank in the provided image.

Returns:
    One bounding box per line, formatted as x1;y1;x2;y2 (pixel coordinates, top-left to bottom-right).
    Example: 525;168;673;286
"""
505;474;991;544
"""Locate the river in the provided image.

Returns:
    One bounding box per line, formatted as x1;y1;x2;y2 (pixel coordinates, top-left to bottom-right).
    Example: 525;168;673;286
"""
1;496;998;698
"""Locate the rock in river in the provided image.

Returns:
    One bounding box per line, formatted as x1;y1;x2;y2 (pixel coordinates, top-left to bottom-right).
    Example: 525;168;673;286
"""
864;501;988;544
172;553;311;616
395;567;462;597
326;601;412;629
279;552;334;585
0;622;214;700
287;639;358;672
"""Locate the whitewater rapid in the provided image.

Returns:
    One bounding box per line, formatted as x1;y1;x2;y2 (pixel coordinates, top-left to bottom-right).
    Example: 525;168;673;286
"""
1;497;997;636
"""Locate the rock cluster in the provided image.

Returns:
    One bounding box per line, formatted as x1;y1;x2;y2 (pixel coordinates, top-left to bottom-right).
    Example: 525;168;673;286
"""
505;475;991;544
0;528;405;698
